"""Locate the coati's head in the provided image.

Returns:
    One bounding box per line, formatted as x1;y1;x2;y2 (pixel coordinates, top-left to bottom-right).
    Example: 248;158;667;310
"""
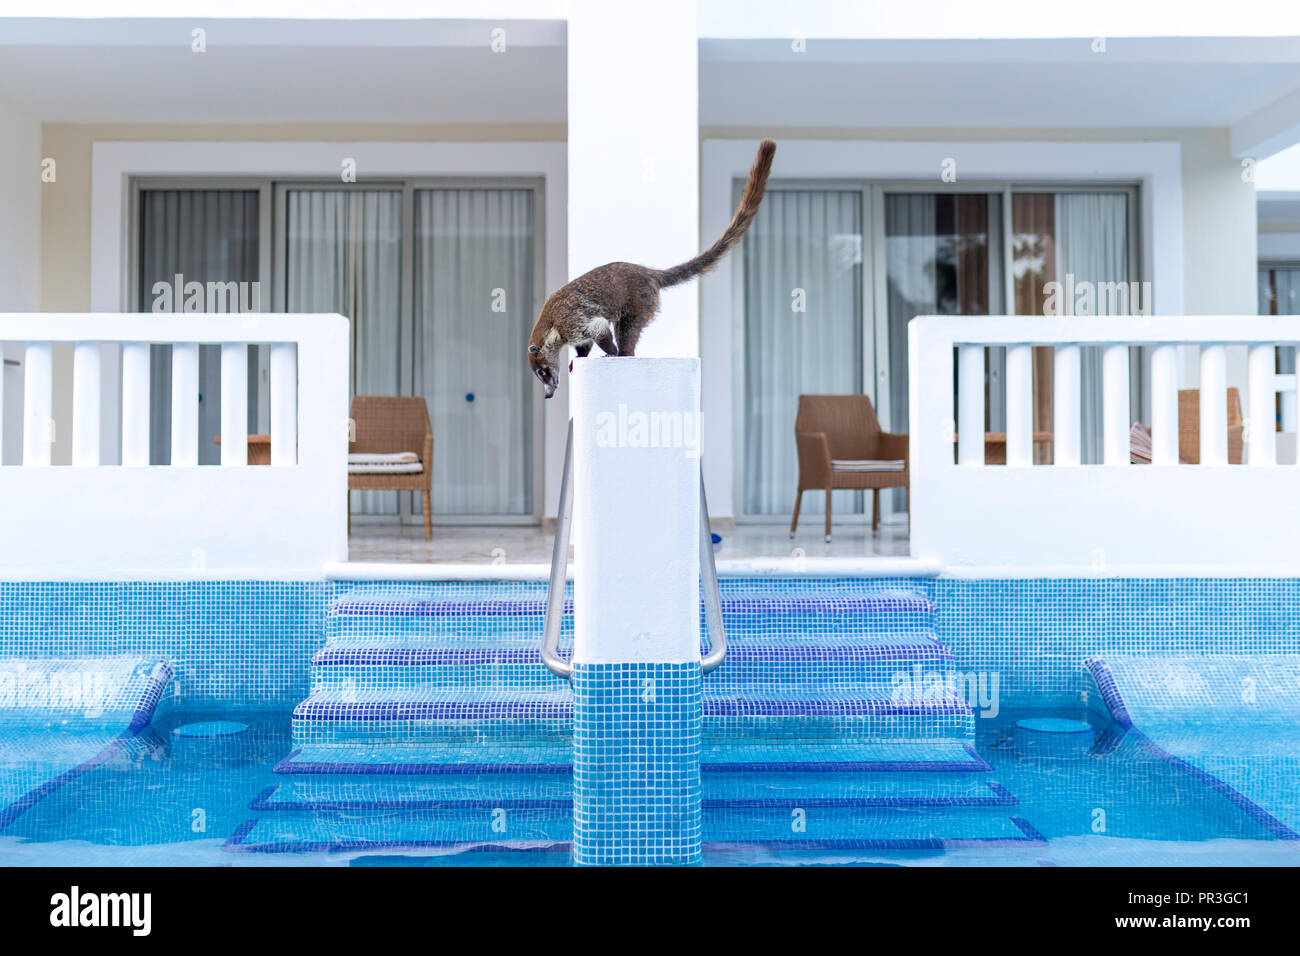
528;343;558;399
527;298;564;399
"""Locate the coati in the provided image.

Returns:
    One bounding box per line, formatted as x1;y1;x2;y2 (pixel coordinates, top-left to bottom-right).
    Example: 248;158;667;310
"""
527;139;776;398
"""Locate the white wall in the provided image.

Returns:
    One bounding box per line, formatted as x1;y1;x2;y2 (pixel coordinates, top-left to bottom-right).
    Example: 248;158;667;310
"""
0;102;41;466
0;313;348;577
910;315;1300;574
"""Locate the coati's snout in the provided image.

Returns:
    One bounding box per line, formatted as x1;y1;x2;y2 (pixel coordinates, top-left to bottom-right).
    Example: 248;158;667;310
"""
528;345;558;399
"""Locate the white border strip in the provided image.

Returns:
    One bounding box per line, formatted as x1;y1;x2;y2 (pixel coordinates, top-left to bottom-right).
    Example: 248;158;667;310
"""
324;556;942;581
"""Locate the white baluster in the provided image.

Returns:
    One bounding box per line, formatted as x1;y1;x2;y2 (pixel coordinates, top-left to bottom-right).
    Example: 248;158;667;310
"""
1053;344;1081;466
171;343;199;467
121;342;151;467
1149;344;1179;466
1102;344;1130;466
270;343;298;466
1005;344;1032;467
72;342;101;467
1199;344;1228;466
957;345;985;466
1248;342;1276;466
22;342;52;466
221;343;248;466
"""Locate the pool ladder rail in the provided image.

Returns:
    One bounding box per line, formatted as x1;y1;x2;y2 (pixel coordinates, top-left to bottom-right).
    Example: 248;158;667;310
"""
540;418;727;680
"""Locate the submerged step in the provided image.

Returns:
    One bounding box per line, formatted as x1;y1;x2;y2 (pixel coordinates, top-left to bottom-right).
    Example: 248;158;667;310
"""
276;738;991;776
255;772;1013;813
275;742;573;775
291;686;974;744
224;805;1038;855
308;633;954;694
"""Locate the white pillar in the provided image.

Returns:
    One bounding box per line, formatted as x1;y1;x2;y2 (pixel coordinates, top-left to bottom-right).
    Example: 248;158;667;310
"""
1200;344;1228;466
71;341;101;466
220;343;248;466
121;342;151;467
569;355;702;867
957;345;985;466
1102;344;1130;466
22;342;52;466
1005;344;1032;467
1150;344;1179;466
567;0;698;358
571;357;700;663
270;342;298;466
1248;342;1276;466
171;342;199;467
1053;345;1081;466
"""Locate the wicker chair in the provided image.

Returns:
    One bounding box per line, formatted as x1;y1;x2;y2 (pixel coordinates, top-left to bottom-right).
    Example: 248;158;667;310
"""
1178;387;1244;464
791;395;909;541
348;396;434;540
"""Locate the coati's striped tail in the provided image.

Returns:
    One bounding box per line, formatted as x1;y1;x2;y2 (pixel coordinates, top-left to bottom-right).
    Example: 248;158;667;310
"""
652;139;776;289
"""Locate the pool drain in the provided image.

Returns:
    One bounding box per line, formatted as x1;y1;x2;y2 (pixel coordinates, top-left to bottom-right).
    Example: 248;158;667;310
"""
171;720;251;767
1012;717;1096;757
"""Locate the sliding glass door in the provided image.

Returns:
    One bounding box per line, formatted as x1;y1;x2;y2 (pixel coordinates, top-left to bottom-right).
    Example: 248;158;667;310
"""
137;188;263;465
283;187;403;515
1012;190;1140;463
740;188;864;517
736;181;1140;519
413;188;536;516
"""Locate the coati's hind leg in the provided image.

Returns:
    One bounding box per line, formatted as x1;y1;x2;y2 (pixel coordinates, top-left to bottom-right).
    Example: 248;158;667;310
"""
615;312;649;356
593;326;618;356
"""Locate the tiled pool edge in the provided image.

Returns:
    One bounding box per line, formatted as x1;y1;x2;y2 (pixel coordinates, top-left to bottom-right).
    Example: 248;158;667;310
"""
2;575;1300;708
0;659;174;831
1085;657;1300;845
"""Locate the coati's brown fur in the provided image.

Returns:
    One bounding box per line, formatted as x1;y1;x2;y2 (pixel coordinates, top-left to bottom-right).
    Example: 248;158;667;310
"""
528;139;776;397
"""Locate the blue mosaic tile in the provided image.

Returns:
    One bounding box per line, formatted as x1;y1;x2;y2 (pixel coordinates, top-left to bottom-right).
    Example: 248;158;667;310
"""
572;661;703;867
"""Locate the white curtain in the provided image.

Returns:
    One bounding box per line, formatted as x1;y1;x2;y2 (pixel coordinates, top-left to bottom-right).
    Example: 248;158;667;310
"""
413;189;534;515
885;194;937;437
286;189;403;514
1056;193;1130;463
742;190;863;516
138;189;260;465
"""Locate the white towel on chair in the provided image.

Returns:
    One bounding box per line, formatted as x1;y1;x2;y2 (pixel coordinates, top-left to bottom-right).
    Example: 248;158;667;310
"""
831;459;905;473
348;451;422;474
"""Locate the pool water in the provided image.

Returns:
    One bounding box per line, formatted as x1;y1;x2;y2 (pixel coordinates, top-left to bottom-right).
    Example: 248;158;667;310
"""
2;705;1295;867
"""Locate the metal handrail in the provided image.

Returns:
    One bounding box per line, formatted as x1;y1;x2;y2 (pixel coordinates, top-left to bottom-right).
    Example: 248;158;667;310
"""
699;479;728;674
540;418;727;680
540;419;575;679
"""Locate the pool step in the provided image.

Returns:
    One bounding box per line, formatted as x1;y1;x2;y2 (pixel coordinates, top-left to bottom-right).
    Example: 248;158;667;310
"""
276;737;988;775
255;773;1014;812
224;804;1040;855
309;633;954;694
323;585;937;642
291;686;974;745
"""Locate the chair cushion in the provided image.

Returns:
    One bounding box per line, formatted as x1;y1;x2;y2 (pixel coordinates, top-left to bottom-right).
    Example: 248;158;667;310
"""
348;452;423;474
831;458;905;473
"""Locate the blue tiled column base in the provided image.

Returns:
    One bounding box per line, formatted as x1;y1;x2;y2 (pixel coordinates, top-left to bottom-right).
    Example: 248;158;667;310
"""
572;661;702;866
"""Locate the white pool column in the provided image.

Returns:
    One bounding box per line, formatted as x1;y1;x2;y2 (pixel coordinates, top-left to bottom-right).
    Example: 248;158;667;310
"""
569;356;703;866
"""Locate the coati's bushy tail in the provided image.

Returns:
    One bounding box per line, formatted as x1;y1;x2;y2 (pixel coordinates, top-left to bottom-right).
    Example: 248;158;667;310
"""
653;139;775;289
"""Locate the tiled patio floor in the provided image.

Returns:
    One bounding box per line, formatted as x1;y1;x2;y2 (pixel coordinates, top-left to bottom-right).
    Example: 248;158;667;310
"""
348;521;910;565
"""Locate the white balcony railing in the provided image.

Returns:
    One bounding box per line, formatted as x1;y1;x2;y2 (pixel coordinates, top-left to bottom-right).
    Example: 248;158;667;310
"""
909;316;1300;572
0;314;348;576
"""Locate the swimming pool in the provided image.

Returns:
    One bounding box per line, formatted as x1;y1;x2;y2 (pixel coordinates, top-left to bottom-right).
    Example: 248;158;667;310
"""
1;577;1297;866
0;705;1295;866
